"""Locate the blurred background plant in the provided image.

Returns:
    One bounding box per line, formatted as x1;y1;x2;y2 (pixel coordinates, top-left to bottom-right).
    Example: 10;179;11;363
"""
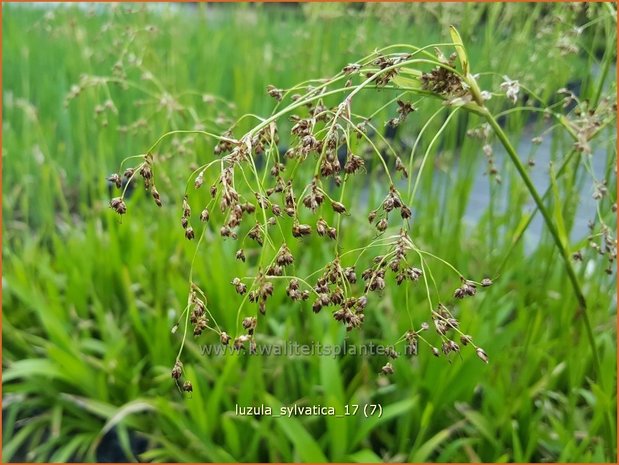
2;2;617;463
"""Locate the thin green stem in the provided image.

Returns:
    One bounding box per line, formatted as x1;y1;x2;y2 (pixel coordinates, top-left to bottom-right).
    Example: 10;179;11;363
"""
409;109;460;205
485;110;614;458
485;113;586;307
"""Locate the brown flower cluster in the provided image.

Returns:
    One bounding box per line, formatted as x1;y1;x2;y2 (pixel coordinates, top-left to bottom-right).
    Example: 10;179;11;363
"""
421;51;465;97
112;44;507;388
366;53;412;87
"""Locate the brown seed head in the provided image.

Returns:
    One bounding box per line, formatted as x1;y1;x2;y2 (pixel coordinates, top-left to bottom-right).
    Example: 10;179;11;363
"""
110;197;127;215
108;173;122;189
316;218;328;236
194;171;204;189
381;362;394;375
476;347;489;364
368;210;377;223
276;245;294;266
171;361;182;379
242;316;257;334
344;154;364;174
232;278;247;295
292;223;311;238
267;85;283;101
151;187;162;207
139;164;152;180
331;201;347;214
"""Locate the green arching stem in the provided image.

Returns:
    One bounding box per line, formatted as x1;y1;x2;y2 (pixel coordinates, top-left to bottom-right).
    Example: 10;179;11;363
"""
409;108;460;206
333;236;399;263
271;41;455;114
246;55;459;142
339;114;394;185
415;248;463;278
406;106;446;197
239;275;321;298
404;283;414;327
227;112;267;130
175;293;193;364
177;208;224;363
416;252;441;307
183;159;222;194
416;254;434;312
495;114;614;274
484;112;586;306
592;33;613;108
144;129;237;155
366;93;413;121
354;117;399;162
483;109;614;456
334;130;352;254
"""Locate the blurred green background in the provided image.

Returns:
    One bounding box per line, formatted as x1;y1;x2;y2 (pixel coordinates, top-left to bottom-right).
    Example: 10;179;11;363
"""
2;2;617;463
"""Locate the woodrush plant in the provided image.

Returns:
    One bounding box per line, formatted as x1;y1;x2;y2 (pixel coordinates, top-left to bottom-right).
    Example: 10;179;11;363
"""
61;5;237;167
110;27;615;447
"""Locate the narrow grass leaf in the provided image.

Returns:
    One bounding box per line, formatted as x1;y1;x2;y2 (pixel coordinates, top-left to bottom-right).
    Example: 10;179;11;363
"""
264;394;328;463
351;397;417;448
409;428;451;462
449;25;468;75
346;449;383;463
